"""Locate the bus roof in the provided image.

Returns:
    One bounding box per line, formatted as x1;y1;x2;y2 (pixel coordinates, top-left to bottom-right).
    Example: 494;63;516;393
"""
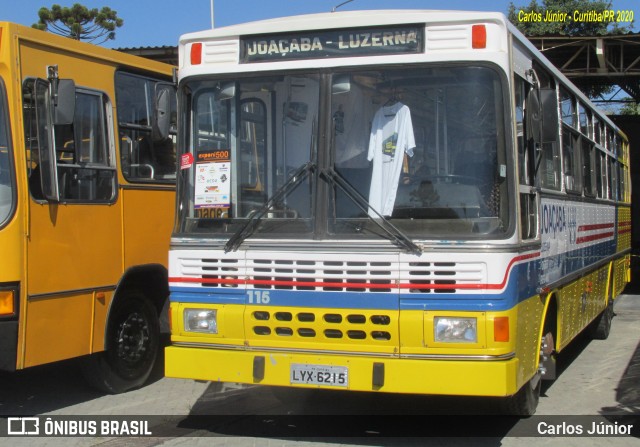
177;9;626;139
0;21;174;75
180;9;507;43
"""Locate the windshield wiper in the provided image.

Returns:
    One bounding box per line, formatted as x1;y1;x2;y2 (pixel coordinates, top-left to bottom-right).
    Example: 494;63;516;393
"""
224;161;315;253
321;167;421;256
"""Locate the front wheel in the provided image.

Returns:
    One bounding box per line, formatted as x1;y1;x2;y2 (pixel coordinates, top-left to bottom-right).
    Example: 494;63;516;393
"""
81;291;160;394
499;374;541;416
499;330;550;416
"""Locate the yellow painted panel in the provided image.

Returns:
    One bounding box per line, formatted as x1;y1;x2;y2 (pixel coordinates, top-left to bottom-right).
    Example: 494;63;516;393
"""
25;294;93;367
121;188;174;269
165;346;519;397
27;203;122;295
91;290;114;353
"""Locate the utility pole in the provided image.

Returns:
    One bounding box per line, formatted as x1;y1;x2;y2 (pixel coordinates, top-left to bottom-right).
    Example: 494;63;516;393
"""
210;0;215;28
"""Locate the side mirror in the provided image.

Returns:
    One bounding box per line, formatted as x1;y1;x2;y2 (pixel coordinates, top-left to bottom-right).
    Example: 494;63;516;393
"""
332;74;351;94
526;87;558;144
540;88;558;143
215;82;236;101
53;79;76;125
526;88;541;143
154;83;176;141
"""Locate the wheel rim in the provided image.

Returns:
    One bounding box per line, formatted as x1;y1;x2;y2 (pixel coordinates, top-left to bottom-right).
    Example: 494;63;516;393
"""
116;311;151;367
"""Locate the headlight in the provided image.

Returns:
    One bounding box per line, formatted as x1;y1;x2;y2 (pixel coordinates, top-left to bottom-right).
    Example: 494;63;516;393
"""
434;317;477;343
184;309;218;334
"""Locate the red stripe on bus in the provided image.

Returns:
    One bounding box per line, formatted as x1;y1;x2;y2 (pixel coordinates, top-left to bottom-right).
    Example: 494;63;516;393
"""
169;252;541;292
578;223;614;232
575;232;614;244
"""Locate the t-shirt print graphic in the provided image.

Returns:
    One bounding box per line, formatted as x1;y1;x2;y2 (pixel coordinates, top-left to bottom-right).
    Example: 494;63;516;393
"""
382;133;398;159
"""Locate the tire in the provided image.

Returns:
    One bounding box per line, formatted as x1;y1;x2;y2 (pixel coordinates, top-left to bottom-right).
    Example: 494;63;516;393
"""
81;291;160;394
500;328;549;416
500;374;541;416
589;300;614;340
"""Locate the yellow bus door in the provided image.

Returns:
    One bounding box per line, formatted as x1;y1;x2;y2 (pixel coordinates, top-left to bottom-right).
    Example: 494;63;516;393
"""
23;78;122;368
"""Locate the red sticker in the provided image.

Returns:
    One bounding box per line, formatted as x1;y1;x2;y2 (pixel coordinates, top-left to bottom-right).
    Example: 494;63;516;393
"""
180;153;194;170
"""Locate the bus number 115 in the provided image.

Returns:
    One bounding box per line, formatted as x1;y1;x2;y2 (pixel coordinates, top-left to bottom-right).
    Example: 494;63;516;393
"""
247;290;270;304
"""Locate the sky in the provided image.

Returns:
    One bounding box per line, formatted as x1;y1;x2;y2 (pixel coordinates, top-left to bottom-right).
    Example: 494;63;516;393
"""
2;0;638;49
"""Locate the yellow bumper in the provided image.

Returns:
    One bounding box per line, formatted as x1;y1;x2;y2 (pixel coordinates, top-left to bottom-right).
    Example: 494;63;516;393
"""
165;345;520;397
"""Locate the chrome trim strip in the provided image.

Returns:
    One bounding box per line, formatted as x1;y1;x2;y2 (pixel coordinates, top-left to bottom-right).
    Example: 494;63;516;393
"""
171;343;397;357
171;238;533;253
120;184;174;192
28;285;116;301
399;352;516;361
171;342;515;361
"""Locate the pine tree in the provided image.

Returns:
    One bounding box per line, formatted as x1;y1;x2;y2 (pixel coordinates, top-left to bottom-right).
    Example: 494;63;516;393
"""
33;3;124;44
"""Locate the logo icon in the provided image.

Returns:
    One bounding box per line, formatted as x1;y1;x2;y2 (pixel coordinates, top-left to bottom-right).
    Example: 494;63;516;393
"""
7;417;40;435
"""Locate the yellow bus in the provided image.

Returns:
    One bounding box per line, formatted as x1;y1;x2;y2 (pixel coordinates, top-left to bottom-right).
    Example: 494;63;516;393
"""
0;22;176;393
165;10;631;415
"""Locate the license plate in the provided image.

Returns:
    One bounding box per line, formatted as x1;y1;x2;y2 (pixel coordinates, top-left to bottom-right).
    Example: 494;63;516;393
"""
290;363;349;387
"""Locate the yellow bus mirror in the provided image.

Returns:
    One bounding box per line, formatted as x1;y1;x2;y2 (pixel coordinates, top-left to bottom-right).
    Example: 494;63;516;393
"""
53;79;76;125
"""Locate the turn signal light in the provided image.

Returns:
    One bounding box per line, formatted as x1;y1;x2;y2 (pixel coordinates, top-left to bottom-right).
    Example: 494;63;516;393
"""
0;290;15;316
494;316;509;342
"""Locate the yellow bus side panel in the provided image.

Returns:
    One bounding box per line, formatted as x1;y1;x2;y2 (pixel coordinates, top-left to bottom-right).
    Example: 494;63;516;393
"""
27;203;123;294
121;188;174;269
514;294;545;388
617;206;631;253
556;264;611;351
25;294;93;366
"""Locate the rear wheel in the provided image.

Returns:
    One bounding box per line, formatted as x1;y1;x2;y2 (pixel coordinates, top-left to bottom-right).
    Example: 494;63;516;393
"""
81;291;160;394
589;299;614;340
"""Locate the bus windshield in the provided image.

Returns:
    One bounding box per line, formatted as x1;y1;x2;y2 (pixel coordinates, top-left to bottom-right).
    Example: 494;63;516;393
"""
0;78;14;226
178;65;511;242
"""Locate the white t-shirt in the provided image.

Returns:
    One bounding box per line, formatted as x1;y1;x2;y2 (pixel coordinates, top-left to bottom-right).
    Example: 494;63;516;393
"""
367;102;415;217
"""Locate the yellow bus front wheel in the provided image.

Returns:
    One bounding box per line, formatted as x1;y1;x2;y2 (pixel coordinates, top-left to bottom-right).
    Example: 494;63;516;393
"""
81;290;160;394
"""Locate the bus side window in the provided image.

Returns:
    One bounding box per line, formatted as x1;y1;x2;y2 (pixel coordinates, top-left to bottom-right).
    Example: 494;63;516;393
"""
116;72;177;183
55;90;115;202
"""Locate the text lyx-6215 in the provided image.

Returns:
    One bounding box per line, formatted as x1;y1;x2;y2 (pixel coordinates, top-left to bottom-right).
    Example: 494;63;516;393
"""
290;364;349;387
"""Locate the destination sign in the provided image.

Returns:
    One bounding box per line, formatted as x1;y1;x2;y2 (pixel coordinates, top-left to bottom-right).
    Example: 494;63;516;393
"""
240;25;424;63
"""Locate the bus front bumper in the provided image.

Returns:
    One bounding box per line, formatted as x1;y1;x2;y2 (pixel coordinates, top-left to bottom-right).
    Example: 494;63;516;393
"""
165;345;520;397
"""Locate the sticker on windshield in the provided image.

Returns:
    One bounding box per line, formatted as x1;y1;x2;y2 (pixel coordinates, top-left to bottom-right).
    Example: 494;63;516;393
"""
195;150;231;209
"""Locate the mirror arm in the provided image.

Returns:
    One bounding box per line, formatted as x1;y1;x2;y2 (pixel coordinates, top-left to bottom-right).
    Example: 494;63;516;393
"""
47;65;59;106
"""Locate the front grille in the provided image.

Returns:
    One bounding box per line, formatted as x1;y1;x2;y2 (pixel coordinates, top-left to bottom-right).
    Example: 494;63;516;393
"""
176;252;487;294
249;309;394;343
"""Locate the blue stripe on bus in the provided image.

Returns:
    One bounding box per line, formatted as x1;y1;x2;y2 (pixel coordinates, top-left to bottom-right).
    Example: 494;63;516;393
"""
170;286;399;310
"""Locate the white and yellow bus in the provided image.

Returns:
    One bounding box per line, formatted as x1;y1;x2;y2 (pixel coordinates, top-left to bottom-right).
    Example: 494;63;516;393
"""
165;10;631;415
0;22;176;393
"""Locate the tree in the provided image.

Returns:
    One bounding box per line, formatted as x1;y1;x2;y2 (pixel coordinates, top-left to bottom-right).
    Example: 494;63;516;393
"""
508;1;634;100
618;101;640;115
33;3;123;44
508;0;633;36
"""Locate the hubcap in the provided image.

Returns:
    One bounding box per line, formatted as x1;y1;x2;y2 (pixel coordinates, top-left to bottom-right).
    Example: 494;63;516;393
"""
116;312;150;365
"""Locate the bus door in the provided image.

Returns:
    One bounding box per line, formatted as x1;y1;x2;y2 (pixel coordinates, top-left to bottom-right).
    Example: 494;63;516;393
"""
238;93;269;217
22;75;122;367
